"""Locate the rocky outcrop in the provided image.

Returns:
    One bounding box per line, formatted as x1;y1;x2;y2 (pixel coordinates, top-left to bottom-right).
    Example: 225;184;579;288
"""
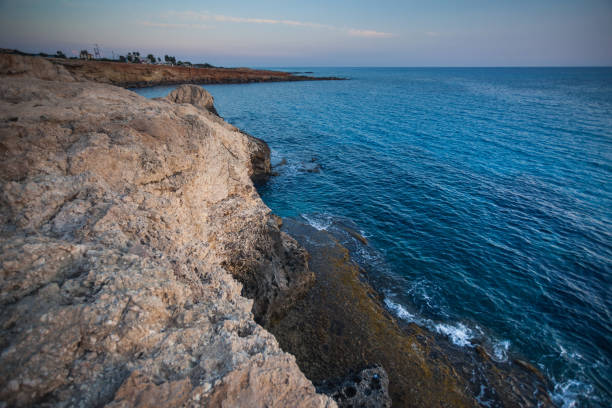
163;86;271;185
0;53;75;82
318;366;391;408
0;56;332;407
166;85;219;116
0;52;343;88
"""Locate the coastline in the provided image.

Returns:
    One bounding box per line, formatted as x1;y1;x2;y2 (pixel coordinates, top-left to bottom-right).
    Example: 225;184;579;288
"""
268;218;554;407
0;50;343;88
0;53;555;407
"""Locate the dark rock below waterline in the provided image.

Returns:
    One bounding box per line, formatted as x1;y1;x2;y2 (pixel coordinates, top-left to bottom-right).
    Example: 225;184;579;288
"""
267;219;477;407
267;218;555;408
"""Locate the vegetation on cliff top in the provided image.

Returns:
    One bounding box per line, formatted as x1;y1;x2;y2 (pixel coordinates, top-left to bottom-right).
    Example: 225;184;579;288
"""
0;47;215;68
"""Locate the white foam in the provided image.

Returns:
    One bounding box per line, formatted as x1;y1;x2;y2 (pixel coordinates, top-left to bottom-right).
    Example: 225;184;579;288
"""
475;384;493;407
383;298;418;322
384;297;476;348
434;322;475;347
551;379;593;408
492;340;510;362
355;245;378;262
301;213;333;231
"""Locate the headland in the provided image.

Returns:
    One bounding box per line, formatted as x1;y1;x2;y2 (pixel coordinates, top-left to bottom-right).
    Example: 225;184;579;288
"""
0;49;343;88
0;53;553;407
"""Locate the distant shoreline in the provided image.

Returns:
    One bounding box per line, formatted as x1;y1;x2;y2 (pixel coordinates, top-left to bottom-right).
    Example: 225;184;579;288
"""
0;49;344;88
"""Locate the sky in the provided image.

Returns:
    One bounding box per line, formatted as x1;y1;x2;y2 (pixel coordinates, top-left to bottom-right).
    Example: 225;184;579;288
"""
0;0;611;67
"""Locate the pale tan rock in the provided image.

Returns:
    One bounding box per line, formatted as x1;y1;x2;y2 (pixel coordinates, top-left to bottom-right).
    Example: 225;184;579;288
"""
0;56;332;407
0;53;75;82
166;84;219;115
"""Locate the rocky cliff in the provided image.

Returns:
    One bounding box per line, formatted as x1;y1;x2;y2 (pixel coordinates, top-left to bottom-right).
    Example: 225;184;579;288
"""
0;54;334;407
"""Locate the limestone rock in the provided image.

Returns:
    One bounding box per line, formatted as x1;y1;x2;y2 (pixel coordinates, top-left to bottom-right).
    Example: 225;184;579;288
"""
163;85;271;185
0;53;75;82
0;55;331;407
166;84;219;116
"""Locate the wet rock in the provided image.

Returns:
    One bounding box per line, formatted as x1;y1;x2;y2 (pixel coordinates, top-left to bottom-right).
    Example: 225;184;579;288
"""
345;227;368;246
273;158;288;168
319;366;391;408
269;218;554;408
268;219;477;407
300;162;322;173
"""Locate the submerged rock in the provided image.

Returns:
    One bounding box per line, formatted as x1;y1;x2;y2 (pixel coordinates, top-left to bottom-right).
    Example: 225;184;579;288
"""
0;55;331;407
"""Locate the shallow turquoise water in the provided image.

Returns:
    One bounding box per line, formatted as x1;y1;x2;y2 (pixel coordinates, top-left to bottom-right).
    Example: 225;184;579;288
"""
135;67;612;407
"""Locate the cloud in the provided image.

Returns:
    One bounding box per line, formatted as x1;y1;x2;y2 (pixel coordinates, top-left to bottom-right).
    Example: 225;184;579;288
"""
211;14;333;29
348;29;394;38
162;10;391;38
213;14;278;24
425;31;440;37
138;21;211;30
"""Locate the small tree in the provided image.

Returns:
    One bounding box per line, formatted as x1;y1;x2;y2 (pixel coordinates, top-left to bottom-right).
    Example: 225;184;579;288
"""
56;50;67;59
163;55;176;65
147;54;155;63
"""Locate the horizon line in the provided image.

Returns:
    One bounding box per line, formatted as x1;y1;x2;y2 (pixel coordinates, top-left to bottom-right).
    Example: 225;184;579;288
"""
253;65;612;69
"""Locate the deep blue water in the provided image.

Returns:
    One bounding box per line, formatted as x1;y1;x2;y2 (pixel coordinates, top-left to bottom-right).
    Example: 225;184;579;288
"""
135;67;612;407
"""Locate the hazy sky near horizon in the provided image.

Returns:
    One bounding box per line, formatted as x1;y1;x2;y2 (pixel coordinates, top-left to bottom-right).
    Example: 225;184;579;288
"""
1;0;611;67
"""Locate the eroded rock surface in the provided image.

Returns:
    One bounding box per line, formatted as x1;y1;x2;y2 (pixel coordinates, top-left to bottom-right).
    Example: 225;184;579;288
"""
0;56;331;407
166;85;219;116
318;366;391;408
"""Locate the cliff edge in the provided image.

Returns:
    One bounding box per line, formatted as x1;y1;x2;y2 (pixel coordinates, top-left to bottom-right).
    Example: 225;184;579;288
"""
0;54;333;407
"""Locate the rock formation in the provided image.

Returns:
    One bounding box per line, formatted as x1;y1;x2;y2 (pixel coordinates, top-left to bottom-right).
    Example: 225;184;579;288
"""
0;54;333;407
165;85;220;116
318;366;391;408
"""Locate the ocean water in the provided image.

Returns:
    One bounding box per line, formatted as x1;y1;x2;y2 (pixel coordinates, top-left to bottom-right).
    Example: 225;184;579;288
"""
134;67;612;407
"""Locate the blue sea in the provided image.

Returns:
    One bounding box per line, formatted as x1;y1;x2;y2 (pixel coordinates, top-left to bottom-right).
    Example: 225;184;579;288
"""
135;67;612;407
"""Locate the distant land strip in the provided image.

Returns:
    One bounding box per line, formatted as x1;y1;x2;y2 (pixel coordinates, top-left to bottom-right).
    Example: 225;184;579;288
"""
0;48;344;88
